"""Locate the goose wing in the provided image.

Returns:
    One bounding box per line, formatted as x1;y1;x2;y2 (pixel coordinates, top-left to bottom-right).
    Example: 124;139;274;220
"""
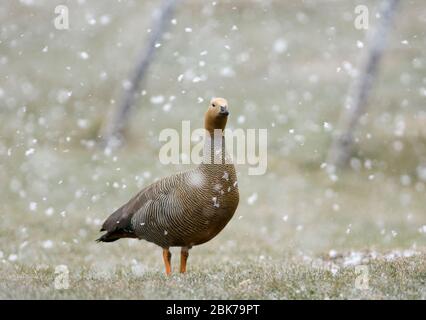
97;172;183;242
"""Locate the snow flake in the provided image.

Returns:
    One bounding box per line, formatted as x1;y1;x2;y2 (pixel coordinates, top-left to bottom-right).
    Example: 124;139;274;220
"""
237;115;246;124
247;193;258;205
79;51;90;60
42;240;53;249
323;122;333;132
131;264;146;277
189;171;204;187
29;202;37;211
8;254;18;262
100;15;111;25
150;95;165;104
222;172;229;181
273;39;288;54
220;67;235;78
77;119;89;129
45;207;54;216
329;250;337;258
163;103;172;112
87;17;96;25
56;89;72;104
343;251;362;266
25;148;35;156
212;197;220;208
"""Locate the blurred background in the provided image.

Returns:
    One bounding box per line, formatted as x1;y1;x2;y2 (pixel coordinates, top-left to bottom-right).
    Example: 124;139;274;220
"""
1;0;426;298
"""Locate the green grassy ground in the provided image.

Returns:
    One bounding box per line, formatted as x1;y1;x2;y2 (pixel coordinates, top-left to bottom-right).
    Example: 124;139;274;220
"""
2;251;425;299
1;152;425;299
1;0;426;299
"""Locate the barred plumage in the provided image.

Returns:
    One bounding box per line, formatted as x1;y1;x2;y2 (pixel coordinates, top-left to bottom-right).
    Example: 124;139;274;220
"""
97;98;239;274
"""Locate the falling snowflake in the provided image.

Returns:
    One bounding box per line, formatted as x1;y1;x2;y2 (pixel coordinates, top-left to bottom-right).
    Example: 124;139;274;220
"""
79;51;90;60
247;193;258;205
42;240;54;249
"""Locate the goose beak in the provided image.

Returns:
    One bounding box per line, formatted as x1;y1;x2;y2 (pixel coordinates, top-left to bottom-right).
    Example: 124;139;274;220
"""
219;106;229;116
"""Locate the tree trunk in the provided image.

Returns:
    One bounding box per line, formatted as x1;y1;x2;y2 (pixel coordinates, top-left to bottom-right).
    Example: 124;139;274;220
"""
327;0;400;169
100;0;180;149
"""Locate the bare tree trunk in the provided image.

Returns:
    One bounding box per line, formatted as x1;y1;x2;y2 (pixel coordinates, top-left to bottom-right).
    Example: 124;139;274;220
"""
100;0;180;149
327;0;400;169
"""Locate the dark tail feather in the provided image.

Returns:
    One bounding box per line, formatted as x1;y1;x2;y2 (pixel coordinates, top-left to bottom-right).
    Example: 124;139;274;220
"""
96;230;137;243
96;233;120;243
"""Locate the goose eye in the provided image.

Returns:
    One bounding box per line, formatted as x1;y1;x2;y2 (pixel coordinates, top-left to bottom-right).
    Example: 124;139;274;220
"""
212;103;216;107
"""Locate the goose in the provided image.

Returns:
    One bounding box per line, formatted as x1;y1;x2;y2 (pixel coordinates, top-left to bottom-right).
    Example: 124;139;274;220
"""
97;97;239;274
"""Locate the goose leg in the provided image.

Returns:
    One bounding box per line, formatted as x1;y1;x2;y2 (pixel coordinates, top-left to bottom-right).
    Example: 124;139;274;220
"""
180;247;189;273
162;248;172;275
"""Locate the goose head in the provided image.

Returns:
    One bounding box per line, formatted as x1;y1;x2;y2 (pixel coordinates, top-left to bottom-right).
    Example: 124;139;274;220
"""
204;97;229;134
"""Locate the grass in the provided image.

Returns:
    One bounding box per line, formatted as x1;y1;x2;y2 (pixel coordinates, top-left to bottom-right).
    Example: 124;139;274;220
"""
2;252;425;299
1;152;425;299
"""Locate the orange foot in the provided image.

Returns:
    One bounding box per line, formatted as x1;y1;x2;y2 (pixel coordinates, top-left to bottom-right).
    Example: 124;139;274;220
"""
162;248;172;275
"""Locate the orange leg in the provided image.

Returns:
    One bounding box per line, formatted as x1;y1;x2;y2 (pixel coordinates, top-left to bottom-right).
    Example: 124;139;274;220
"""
180;247;189;273
162;248;172;275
